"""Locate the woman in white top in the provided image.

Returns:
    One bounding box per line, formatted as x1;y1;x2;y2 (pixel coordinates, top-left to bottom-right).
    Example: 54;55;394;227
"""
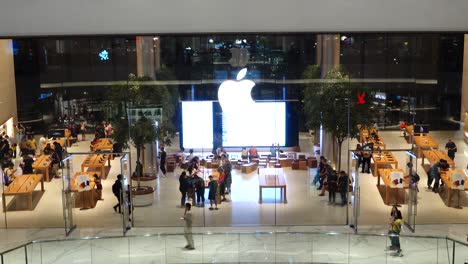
80;120;87;141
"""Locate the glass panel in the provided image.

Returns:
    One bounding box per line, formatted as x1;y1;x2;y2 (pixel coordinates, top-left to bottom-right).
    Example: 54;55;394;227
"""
349;234;386;263
2;246;27;264
40;240;92;263
128;236;165;264
91;237;129;264
454;240;468;264
312;233;349;263
62;155;75;235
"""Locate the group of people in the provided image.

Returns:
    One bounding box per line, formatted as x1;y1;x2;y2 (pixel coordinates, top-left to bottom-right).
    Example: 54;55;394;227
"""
427;158;450;193
315;156;350;206
240;146;259;161
2;132;64;186
354;142;374;174
178;154;232;210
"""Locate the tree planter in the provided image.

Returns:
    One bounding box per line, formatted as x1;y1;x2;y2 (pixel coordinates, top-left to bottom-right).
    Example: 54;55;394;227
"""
131;186;154;206
131;174;157;189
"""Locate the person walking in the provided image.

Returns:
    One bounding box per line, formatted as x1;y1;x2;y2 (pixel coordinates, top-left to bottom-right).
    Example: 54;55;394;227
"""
159;146;167;177
445;139;457;161
182;203;195;250
112;174;123;213
386;210;403;257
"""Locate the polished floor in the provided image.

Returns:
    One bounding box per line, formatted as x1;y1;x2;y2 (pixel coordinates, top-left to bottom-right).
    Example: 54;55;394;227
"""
0;129;467;239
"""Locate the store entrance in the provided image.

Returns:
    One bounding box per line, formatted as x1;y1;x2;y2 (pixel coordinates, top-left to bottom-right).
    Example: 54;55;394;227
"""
61;152;131;235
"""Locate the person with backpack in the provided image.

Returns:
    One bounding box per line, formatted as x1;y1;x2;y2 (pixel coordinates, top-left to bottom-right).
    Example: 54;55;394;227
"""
112;174;123;213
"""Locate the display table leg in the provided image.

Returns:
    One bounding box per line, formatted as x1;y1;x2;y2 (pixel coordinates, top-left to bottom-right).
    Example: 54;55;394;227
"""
29;193;33;210
283;187;287;203
259;187;263;204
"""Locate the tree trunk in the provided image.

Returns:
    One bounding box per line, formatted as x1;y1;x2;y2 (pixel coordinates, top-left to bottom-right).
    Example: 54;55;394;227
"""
337;140;343;172
136;145;141;188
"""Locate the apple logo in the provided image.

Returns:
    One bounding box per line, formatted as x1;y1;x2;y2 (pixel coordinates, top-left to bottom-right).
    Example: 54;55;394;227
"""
218;68;256;114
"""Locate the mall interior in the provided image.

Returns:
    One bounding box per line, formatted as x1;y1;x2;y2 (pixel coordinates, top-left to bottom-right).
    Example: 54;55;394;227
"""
0;0;468;263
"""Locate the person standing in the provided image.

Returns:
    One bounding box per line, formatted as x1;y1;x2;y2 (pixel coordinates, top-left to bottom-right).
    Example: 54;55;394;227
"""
355;144;363;171
327;170;338;205
338;171;349;206
80;120;87;141
194;173;205;207
222;154;232;194
112;174;123;213
361;143;372;174
241;147;248;160
182;203;195;250
386;210;403;257
179;171;188;207
445;139;457;161
269;143;276;158
208;175;218;210
159;146;167;177
248;146;258;161
428;159;449;193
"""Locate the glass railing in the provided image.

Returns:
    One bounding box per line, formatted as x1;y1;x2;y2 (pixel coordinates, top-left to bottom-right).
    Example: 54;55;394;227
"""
1;231;467;263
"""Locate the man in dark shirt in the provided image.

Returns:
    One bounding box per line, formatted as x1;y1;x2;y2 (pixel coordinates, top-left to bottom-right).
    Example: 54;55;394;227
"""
159;146;167;177
445;139;457;161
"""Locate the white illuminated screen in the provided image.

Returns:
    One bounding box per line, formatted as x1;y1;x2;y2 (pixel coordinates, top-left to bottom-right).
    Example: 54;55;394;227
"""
222;102;286;147
181;102;213;149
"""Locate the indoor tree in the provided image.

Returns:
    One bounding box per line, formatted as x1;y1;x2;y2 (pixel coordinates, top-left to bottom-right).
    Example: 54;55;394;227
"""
108;68;178;188
303;65;370;171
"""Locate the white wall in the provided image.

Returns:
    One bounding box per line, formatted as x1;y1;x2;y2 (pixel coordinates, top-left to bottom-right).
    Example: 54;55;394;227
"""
0;0;468;36
0;40;18;127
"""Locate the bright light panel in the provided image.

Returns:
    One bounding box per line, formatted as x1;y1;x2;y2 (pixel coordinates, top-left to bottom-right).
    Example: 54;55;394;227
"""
222;102;286;147
181;102;213;149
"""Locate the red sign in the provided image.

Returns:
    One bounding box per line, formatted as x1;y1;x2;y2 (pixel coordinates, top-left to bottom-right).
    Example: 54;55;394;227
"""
356;92;366;105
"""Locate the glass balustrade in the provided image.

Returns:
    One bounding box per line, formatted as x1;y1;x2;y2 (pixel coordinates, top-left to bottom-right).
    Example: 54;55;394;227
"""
0;232;466;264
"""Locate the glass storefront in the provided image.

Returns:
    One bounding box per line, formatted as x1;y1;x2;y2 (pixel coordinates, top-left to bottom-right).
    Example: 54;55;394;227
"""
1;33;467;233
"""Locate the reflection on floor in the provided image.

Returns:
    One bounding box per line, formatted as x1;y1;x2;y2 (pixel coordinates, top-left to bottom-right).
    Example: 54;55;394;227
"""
0;130;467;239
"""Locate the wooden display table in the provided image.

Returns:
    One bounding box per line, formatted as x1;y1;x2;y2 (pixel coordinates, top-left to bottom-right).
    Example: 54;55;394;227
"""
258;168;287;204
413;135;438;158
242;162;258;173
90;138;113;152
378;169;409;205
2;174;45;212
278;158;292;167
440;169;468;207
81;154;111;178
405;125;428;143
32;155;53;181
372;152;398;176
71;172;100;209
422;150;455;168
